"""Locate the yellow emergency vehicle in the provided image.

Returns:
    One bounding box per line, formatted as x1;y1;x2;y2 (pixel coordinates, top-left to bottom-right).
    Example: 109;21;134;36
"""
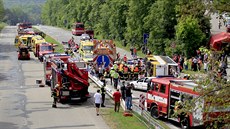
79;40;94;63
31;35;46;56
15;35;34;49
145;55;178;77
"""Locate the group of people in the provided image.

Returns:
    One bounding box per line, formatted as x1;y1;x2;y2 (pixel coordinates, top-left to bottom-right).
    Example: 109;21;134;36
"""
93;81;133;116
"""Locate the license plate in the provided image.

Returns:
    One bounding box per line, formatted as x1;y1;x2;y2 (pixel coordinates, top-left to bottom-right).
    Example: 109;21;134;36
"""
62;91;69;96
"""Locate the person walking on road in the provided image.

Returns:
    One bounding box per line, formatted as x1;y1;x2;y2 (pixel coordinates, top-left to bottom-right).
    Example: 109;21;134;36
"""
94;89;102;116
100;79;106;107
120;81;126;101
113;70;119;89
52;84;59;108
113;89;122;112
109;68;115;85
125;84;132;110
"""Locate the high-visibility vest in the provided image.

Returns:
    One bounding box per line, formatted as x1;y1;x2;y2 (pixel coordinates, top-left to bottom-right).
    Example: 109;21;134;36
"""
123;67;128;73
113;72;119;79
113;64;118;70
119;64;123;72
110;70;115;77
134;66;139;73
130;65;134;72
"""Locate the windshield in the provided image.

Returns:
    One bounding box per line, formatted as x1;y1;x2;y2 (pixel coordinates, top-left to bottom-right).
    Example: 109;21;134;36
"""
75;24;84;28
83;46;93;51
40;46;52;51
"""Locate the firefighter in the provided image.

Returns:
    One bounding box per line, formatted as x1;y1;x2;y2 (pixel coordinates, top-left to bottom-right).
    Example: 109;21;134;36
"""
109;68;115;85
133;65;139;80
123;64;129;80
128;64;134;80
118;62;124;79
52;84;59;108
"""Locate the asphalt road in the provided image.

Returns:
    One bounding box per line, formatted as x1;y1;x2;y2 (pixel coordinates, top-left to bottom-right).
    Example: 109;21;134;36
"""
0;26;110;129
34;25;181;129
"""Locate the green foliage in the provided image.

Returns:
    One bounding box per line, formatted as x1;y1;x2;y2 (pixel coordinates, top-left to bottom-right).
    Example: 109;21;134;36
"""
3;0;47;24
0;22;6;30
175;16;206;57
176;51;230;128
213;0;230;12
144;0;178;55
40;0;210;58
0;0;4;22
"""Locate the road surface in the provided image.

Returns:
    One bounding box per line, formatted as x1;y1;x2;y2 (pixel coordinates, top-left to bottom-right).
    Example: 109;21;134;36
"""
35;25;181;129
0;26;110;129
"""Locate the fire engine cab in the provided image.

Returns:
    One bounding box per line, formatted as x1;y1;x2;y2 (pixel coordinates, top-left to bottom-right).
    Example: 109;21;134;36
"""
43;53;70;86
51;58;89;103
146;77;203;128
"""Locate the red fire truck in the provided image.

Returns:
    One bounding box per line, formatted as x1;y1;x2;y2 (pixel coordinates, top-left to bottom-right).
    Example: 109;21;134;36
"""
146;77;206;128
43;53;70;86
50;58;89;102
35;42;54;62
72;22;85;36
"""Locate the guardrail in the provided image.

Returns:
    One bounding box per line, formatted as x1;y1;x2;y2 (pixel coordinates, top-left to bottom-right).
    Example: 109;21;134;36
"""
89;73;167;129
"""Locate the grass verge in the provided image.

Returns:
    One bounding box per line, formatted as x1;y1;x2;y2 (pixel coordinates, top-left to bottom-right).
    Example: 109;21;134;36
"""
0;22;6;31
101;108;153;129
45;35;65;53
33;27;64;53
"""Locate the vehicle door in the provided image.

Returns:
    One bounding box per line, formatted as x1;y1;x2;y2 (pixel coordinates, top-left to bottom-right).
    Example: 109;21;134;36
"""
142;78;150;90
155;84;168;113
136;78;145;90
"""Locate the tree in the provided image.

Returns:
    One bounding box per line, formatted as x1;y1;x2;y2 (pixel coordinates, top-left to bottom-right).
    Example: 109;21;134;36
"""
0;0;4;22
144;0;178;55
213;0;230;12
175;16;206;57
125;0;154;48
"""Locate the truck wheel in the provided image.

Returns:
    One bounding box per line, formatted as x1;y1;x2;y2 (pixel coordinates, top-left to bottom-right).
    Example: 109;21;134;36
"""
150;105;159;119
181;117;190;129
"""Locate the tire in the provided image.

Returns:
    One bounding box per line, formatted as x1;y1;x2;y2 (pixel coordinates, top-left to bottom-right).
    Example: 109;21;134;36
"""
180;117;190;129
150;105;159;119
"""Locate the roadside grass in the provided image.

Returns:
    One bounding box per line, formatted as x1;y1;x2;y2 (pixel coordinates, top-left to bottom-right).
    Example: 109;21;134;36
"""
33;27;64;53
0;22;6;31
45;35;65;53
101;108;154;129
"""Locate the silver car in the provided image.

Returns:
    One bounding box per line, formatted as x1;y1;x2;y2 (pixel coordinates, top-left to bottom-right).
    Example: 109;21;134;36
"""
130;77;156;91
80;34;90;40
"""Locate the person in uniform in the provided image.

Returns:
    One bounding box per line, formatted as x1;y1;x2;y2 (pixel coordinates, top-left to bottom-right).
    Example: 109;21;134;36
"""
52;84;59;108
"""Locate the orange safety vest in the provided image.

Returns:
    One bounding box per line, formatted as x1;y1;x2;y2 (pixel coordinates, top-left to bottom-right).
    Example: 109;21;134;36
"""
119;64;123;71
130;65;134;72
123;67;128;73
133;66;139;73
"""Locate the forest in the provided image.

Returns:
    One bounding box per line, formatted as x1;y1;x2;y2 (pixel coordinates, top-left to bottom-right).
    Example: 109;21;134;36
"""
2;0;46;25
41;0;229;58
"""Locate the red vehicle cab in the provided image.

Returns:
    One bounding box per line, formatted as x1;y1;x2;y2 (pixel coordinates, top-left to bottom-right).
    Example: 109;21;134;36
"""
146;77;228;128
35;42;54;62
85;30;94;39
17;22;32;32
72;22;85;36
